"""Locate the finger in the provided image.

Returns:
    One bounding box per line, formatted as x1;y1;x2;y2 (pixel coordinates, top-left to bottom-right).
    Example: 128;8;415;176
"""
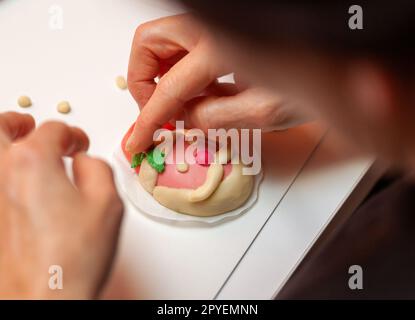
182;88;287;131
26;122;89;159
127;14;201;108
233;72;252;91
72;153;120;204
203;82;240;97
0;112;35;150
158;52;188;80
126;44;228;154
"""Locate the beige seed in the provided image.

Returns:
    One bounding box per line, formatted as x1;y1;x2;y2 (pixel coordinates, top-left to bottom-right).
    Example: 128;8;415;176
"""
176;162;189;173
17;95;32;108
57;101;71;114
115;76;127;90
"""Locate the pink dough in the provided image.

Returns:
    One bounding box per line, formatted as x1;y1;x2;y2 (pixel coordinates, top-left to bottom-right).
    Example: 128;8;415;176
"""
156;143;232;190
195;148;213;166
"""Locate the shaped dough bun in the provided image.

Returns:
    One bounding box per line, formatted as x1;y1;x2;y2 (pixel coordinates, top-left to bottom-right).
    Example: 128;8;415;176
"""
121;124;255;217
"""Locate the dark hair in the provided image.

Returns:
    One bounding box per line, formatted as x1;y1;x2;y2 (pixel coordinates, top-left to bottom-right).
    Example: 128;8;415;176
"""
180;0;415;61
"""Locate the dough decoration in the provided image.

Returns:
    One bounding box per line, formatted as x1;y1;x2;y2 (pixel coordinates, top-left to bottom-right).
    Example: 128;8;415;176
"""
115;76;128;90
57;101;71;114
176;162;189;173
121;123;255;217
17;95;32;108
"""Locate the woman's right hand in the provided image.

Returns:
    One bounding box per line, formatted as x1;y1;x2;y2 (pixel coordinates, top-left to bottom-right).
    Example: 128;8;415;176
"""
126;13;312;154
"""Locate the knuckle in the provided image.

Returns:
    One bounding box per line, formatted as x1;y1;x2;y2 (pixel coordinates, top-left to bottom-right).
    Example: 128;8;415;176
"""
39;121;73;150
190;102;212;132
8;142;45;167
269;105;289;128
133;22;154;44
2;143;45;172
253;103;282;128
38;121;71;138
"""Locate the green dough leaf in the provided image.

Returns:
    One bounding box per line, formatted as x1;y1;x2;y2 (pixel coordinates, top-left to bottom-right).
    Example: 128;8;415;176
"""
131;152;146;169
146;148;166;173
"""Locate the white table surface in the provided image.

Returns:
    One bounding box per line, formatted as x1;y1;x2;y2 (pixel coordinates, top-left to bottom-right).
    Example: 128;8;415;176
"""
0;0;378;299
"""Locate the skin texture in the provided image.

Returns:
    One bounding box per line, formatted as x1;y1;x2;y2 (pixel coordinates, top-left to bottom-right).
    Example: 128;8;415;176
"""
0;112;123;299
126;14;314;154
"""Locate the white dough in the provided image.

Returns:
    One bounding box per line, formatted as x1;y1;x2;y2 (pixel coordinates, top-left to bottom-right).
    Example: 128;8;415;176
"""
138;158;158;193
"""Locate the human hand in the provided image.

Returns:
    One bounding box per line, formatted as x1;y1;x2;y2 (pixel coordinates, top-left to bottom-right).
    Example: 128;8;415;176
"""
0;112;123;299
126;14;312;154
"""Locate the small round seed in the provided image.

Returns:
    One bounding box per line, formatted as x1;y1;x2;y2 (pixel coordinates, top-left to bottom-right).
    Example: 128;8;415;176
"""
17;96;32;108
115;76;127;90
57;101;71;114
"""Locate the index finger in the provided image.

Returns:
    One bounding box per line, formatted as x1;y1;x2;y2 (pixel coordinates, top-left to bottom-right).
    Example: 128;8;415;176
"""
126;43;227;154
127;14;202;108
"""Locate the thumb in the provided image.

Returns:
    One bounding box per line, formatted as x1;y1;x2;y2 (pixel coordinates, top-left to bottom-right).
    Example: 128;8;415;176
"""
72;153;121;207
182;88;285;131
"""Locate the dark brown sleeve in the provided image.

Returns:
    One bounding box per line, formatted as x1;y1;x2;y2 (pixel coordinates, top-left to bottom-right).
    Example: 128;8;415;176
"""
277;178;415;299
